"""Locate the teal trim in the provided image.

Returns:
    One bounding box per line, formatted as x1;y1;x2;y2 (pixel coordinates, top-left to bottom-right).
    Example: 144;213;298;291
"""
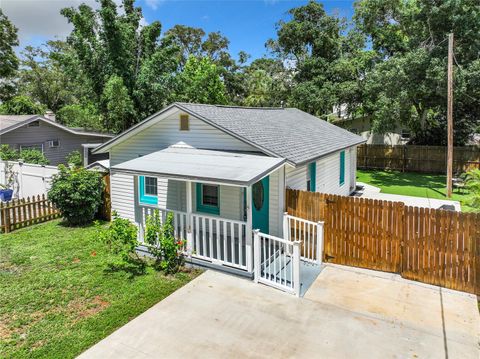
309;162;316;192
139;176;158;205
196;183;220;215
339;151;345;185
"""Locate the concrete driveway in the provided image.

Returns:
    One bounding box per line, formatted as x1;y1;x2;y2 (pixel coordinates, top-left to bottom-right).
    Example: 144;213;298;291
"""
78;265;479;359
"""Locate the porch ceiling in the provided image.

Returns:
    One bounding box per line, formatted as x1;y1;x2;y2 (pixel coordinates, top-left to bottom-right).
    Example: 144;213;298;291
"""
111;147;285;186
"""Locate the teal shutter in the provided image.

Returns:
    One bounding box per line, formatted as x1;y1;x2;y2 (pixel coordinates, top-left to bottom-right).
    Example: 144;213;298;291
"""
139;176;158;205
309;162;316;192
339;151;345;185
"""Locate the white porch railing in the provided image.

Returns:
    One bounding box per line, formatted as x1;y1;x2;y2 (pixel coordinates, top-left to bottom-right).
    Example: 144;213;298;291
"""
283;213;324;265
190;213;249;271
253;230;301;297
139;207;188;249
138;207;251;271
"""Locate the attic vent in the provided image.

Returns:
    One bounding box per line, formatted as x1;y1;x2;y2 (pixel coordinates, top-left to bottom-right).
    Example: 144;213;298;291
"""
180;114;189;131
28;121;40;127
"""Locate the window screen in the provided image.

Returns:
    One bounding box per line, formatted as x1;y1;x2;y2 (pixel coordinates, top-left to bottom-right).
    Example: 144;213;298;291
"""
202;185;218;206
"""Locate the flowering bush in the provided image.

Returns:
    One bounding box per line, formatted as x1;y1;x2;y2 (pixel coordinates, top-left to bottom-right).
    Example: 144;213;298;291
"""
144;210;184;274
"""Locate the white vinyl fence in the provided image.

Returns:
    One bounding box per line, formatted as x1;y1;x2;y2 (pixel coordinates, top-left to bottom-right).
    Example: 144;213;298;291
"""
0;160;59;199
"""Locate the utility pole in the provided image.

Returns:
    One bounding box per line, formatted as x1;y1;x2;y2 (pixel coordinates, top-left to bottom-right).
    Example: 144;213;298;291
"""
446;33;454;198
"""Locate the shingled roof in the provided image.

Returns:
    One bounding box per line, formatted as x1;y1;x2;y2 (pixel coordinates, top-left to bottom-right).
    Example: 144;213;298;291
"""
94;102;364;166
175;103;364;165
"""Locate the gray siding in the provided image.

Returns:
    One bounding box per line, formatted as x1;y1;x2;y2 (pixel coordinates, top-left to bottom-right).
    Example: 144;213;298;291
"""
0;121;109;166
110;110;258;166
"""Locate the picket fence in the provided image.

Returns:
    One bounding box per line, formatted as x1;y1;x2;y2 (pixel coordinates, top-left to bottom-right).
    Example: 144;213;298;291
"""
0;195;61;233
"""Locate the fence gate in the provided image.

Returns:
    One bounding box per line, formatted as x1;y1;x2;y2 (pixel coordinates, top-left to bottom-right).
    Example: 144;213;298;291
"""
253;231;301;296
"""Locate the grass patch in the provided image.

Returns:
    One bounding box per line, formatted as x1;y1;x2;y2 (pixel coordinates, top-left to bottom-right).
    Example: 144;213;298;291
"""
0;220;200;358
357;169;477;212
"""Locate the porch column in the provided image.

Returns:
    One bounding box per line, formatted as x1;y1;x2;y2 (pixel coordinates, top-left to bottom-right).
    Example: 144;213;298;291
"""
186;181;193;255
246;185;253;272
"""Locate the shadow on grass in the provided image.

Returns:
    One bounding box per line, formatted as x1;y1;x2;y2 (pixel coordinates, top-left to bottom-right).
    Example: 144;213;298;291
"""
103;257;147;279
58;219;108;228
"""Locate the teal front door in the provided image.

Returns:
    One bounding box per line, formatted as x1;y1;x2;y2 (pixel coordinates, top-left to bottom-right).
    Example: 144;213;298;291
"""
252;176;269;233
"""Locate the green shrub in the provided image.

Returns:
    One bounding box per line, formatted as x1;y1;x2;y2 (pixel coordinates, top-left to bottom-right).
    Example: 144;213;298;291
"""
465;169;480;209
66;150;82;167
0;144;49;165
98;212;146;275
144;210;184;274
19;148;49;165
0;144;18;161
48;165;103;225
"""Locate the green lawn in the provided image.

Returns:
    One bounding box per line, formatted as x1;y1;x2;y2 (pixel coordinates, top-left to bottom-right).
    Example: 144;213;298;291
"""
357;169;477;212
0;220;200;358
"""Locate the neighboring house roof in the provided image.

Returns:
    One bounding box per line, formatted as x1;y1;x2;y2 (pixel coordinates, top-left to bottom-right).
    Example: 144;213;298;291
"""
93;102;365;166
86;159;110;172
112;146;286;186
0;115;114;138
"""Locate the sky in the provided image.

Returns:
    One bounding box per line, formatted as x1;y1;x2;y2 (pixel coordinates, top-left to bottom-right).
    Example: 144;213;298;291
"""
1;0;356;60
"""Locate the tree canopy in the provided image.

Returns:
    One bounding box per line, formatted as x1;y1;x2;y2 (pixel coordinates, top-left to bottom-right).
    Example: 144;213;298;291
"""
0;0;479;144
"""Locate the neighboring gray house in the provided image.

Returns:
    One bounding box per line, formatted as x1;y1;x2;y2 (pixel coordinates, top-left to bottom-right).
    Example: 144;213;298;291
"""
93;102;364;283
0;114;113;166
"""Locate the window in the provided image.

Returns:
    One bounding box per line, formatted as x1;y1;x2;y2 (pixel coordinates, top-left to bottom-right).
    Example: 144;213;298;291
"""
339;150;345;186
307;162;316;192
139;176;158;205
180;114;189;131
27;121;39;127
196;183;219;215
48;139;60;148
20;143;43;153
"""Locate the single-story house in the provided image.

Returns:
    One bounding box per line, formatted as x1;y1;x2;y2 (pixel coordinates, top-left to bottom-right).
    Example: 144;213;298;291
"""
93;102;364;279
0;113;113;166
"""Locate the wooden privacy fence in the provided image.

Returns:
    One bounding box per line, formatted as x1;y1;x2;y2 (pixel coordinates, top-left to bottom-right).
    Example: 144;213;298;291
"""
286;189;480;295
0;195;60;233
357;144;480;173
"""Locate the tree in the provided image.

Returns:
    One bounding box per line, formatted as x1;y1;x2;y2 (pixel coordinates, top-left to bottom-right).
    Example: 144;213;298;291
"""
19;42;77;113
353;0;480;145
176;56;228;105
60;0;180;128
268;1;366;116
0;95;46;115
242;58;292;107
56;103;103;131
0;9;19;101
101;75;136;132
